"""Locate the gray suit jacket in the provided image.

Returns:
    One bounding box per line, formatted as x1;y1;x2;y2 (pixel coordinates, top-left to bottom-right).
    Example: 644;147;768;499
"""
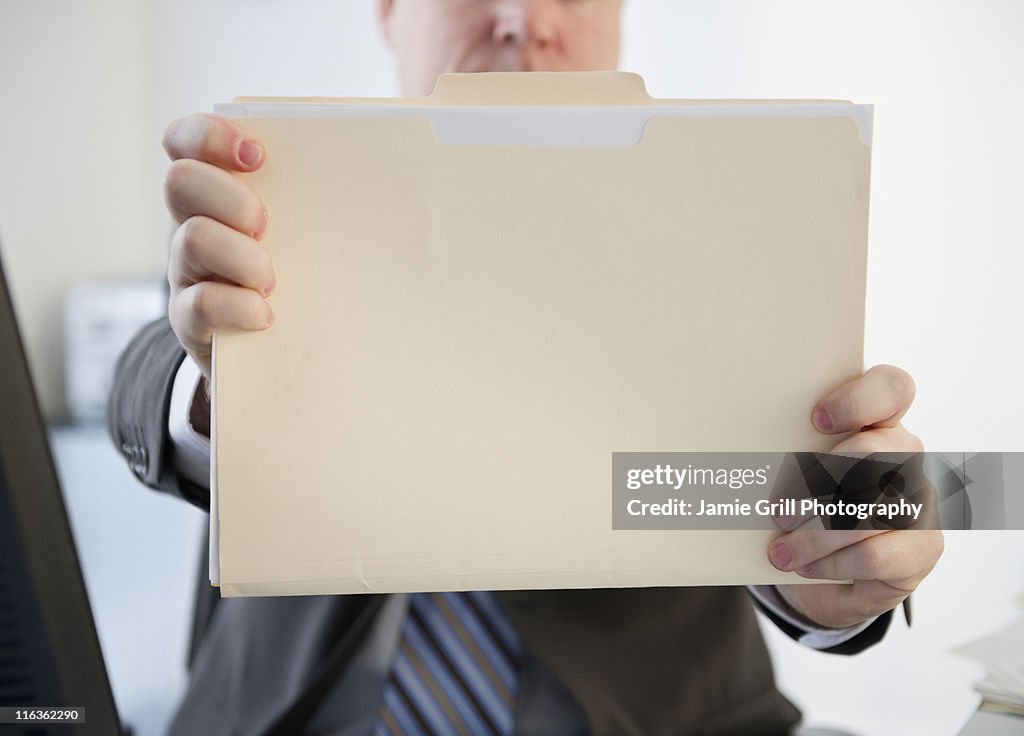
108;318;894;736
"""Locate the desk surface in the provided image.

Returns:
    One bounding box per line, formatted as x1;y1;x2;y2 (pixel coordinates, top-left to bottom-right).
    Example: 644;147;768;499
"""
957;708;1024;735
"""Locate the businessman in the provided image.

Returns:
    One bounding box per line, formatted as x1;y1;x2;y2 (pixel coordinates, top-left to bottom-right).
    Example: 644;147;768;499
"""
109;1;944;733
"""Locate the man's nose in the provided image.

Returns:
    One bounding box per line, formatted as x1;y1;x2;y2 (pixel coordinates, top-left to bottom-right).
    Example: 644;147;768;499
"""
492;0;556;50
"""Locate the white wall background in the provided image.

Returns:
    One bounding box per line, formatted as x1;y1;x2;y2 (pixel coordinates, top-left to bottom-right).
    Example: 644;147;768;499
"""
1;2;1021;734
0;0;165;421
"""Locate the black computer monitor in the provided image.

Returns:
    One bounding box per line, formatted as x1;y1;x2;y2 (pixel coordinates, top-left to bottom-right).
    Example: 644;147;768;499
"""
0;248;123;735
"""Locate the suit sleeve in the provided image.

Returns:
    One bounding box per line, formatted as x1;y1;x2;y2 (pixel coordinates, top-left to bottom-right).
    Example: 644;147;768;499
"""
106;316;210;513
749;593;896;655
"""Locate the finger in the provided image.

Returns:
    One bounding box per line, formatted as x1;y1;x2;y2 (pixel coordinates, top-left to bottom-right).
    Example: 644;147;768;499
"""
791;529;943;587
812;364;916;434
829;425;925;455
163;112;265;172
770;441;934;536
768;526;887;572
165;158;267;235
768;452;863;528
169;281;275;361
169;216;276;296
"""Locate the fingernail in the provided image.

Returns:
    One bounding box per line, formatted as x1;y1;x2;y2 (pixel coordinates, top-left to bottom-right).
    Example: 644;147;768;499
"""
812;407;833;433
265;309;275;328
769;542;792;570
253;210;269;240
263;276;276;298
796;564;817;577
238;139;263;168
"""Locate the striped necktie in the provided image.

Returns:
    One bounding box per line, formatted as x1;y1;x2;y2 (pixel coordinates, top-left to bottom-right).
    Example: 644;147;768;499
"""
374;591;523;736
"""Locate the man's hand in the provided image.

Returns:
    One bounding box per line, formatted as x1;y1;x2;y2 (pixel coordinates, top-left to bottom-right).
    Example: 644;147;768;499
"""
768;365;944;629
164;113;277;380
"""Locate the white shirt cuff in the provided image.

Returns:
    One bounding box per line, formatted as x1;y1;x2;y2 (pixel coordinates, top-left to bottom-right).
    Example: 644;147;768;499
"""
747;584;879;650
168;356;212;488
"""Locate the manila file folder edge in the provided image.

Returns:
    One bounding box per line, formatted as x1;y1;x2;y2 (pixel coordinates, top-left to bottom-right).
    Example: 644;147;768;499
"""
213;73;870;597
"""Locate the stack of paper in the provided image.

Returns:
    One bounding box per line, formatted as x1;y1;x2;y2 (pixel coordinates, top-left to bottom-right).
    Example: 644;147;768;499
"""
955;616;1024;714
209;72;874;597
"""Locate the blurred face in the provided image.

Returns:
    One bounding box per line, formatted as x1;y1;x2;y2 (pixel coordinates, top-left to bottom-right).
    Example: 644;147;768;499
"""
378;0;623;96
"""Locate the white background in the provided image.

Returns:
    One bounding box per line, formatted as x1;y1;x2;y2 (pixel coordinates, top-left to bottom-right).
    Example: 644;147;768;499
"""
1;2;1022;734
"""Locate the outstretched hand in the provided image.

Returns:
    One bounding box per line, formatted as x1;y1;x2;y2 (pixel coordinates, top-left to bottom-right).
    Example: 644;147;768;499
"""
163;113;277;381
768;365;944;628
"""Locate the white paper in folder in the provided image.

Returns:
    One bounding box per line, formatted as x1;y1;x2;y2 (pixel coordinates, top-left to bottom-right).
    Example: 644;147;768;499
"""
208;72;872;596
